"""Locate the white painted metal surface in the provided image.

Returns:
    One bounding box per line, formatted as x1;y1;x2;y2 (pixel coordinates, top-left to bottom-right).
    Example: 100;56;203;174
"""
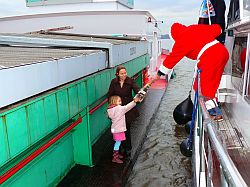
0;34;148;67
0;10;159;72
0;11;156;36
0;50;106;108
217;74;236;103
223;0;250;147
25;0;133;9
0;1;162;108
111;41;148;67
0;32;149;108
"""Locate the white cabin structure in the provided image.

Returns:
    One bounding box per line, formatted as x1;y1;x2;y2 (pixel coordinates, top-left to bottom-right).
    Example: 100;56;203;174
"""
0;0;162;75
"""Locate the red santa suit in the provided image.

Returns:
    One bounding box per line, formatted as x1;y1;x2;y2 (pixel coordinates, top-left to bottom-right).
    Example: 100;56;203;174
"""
158;23;229;106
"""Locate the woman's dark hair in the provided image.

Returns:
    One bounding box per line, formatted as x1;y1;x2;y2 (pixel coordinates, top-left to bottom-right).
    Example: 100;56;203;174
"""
115;66;127;80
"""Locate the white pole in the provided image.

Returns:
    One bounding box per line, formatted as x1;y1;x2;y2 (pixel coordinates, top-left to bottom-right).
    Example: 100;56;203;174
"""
150;31;158;76
206;0;212;25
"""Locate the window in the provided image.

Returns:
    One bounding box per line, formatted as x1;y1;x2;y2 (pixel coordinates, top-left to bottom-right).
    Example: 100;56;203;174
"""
243;0;250;17
227;0;240;25
231;36;247;93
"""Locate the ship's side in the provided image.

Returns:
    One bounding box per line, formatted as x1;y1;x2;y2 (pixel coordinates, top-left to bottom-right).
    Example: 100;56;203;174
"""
0;33;149;187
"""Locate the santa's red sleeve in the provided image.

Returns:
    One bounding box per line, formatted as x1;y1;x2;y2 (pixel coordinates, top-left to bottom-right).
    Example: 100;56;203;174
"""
158;42;186;76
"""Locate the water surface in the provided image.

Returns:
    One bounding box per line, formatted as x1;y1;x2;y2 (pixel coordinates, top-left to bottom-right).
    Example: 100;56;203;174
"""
127;59;195;187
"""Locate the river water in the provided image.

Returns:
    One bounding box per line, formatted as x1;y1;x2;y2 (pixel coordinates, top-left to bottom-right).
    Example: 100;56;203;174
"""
127;59;196;187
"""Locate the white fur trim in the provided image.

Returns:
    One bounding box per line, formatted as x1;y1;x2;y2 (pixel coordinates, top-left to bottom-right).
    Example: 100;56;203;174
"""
111;128;115;133
159;65;172;75
197;40;219;60
205;99;218;110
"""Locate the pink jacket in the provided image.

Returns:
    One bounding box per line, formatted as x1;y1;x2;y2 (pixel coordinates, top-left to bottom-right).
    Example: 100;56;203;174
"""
107;101;136;133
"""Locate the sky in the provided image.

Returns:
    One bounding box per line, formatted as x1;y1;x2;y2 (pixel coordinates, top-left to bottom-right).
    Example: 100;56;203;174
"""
0;0;230;34
135;0;231;33
135;0;202;33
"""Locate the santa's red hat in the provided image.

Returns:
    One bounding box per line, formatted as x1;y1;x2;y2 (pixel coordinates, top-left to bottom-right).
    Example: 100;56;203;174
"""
169;23;187;41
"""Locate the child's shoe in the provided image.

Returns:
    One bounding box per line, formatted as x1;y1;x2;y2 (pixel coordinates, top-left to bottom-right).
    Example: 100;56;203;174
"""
112;151;123;164
117;152;124;159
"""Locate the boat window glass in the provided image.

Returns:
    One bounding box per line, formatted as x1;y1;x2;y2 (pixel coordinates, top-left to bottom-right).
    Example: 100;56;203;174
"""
231;36;247;93
243;0;250;17
226;0;250;26
227;0;240;25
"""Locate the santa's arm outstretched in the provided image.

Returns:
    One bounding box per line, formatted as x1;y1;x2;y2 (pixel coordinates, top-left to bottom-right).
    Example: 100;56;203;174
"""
157;42;186;77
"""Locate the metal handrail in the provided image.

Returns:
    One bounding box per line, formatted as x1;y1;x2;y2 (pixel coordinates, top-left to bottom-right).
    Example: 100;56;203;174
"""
198;96;248;187
192;69;247;186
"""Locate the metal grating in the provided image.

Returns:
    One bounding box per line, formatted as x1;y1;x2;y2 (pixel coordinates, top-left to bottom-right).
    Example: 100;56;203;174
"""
0;46;102;68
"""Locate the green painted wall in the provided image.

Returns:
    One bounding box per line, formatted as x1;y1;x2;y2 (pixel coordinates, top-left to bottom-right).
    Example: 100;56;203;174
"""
72;111;93;166
0;54;149;186
2;134;74;187
0;118;8;166
89;101;110;144
6;108;29;158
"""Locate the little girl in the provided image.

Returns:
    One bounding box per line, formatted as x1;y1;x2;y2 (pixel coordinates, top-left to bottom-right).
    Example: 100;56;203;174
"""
107;95;140;163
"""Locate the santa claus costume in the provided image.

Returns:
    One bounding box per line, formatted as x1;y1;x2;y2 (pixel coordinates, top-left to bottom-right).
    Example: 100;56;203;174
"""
157;23;229;120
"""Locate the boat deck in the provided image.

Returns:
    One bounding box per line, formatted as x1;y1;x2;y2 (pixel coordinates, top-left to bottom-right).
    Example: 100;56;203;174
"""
213;106;250;186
